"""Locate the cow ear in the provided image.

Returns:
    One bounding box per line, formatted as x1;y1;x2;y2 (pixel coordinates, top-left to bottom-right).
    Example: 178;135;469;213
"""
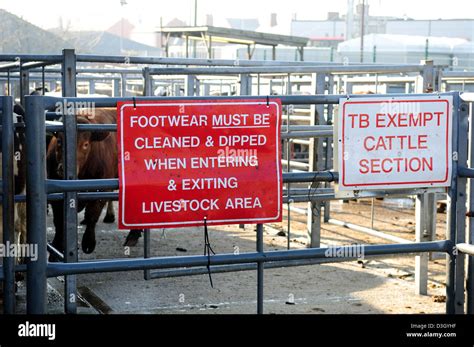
90;131;110;142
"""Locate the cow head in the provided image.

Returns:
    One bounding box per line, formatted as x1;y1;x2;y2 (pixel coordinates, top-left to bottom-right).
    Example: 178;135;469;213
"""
49;115;110;178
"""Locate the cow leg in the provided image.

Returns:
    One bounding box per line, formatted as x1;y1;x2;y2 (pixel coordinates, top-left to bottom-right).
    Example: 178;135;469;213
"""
103;201;115;224
123;229;143;247
49;201;64;262
14;201;27;281
82;200;107;254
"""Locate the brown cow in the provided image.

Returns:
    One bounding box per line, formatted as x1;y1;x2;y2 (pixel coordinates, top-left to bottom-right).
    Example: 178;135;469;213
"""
47;109;142;255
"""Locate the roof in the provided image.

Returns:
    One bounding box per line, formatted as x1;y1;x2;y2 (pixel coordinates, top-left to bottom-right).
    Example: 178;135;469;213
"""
158;25;308;47
51;30;162;56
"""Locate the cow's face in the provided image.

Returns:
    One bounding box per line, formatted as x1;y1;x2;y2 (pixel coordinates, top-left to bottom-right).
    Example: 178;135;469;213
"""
52;117;110;177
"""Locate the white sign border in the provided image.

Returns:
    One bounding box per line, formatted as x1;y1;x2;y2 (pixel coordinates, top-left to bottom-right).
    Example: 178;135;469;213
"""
119;101;282;228
336;95;453;191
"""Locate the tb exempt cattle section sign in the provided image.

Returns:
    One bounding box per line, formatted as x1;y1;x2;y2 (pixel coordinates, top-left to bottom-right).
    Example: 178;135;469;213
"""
337;95;453;191
117;99;282;229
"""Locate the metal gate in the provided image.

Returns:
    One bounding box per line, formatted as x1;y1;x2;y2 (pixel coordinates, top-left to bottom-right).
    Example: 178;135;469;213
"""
17;91;472;315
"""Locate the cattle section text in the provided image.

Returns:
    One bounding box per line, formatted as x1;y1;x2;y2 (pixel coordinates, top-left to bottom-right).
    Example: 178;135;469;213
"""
337;97;453;190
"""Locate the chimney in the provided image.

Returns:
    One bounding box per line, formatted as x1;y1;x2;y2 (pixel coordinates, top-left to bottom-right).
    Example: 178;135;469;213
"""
206;14;213;26
270;13;277;27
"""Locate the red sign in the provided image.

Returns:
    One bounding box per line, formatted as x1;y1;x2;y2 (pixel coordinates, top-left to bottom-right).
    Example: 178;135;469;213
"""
118;99;282;229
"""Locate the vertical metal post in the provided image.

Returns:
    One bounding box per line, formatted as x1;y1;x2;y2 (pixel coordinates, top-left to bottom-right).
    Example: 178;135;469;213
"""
359;0;365;63
7;70;10;96
208;36;212;59
2;96;15;313
256;223;264;314
446;92;462;314
307;73;326;248
88;80;95;94
467;101;474;314
41;66;46;95
415;194;432;295
185;75;196;96
143;229;151;280
323;75;335;223
26;95;47;314
113;78;120;97
185;35;189;58
203;83;210;96
120;73;127;97
20;65;29;106
256;74;260;95
370;198;375;230
455;94;469;313
239;74;252;96
286;73;292;249
143;67;152;96
62;48;78;314
421;60;435;93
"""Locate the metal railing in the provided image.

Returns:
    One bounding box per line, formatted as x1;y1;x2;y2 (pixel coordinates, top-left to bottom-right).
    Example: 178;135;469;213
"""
12;91;465;316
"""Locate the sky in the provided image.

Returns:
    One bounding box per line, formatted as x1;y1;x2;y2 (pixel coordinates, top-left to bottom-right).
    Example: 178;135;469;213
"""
0;0;472;32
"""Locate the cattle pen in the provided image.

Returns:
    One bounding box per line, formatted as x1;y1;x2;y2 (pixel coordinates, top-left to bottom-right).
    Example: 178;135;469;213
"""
0;51;473;315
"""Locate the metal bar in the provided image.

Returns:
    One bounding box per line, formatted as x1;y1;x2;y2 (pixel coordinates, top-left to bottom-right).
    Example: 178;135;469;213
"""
2;96;15;313
46;124;332;136
72;53;424;67
36;93;454;109
457;243;474;256
46;241;452;277
458;166;474;178
62;48;78;314
44;172;338;193
147;252;445;279
0;62;20;71
46;178;118;193
256;224;264;314
146;65;425;76
46;124;117;133
47;244;64;261
328;219;413;244
6;188;333;203
0;54;62;62
25;95;47;314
